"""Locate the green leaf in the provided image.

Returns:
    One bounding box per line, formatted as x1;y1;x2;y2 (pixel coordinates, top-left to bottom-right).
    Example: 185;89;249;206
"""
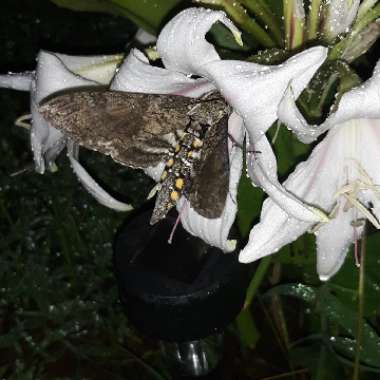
236;172;264;239
290;343;345;380
332;337;380;370
244;256;272;308
319;292;380;369
265;283;317;304
328;232;380;317
50;0;183;34
236;308;260;349
208;23;254;52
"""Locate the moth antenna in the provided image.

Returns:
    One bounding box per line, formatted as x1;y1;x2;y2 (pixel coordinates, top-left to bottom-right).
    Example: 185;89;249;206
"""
228;133;244;149
10;163;34;177
228;133;261;154
167;202;186;244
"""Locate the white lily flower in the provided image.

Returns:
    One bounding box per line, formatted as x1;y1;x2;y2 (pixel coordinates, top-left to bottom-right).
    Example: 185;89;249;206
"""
323;0;360;40
0;51;132;211
110;7;327;251
239;59;380;281
1;7;327;252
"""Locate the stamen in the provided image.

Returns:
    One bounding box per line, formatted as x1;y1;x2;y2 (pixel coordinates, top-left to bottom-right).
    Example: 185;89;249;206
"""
354;238;360;268
342;193;380;229
334;163;380;230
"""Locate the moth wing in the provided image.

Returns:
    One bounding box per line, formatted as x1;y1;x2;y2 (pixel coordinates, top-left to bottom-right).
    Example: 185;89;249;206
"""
39;89;193;169
188;115;230;219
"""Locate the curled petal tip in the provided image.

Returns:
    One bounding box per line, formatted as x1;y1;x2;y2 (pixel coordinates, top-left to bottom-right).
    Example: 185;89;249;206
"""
310;206;330;223
226;239;237;252
233;30;243;47
318;274;330;282
238;252;252;264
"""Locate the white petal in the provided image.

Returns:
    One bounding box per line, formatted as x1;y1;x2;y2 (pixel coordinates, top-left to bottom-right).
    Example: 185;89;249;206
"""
239;200;310;263
279;59;380;143
316;207;363;281
111;49;215;97
33;51;106;172
324;0;360;39
157;7;241;78
177;112;244;251
247;136;328;223
241;123;348;263
35;51;98;102
55;53;121;84
0;72;33;91
67;142;133;212
203;46;328;140
30;84;64;174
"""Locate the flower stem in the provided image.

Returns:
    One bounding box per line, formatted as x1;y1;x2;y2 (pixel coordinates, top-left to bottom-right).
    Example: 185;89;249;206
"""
357;0;378;20
240;0;283;46
352;2;380;33
244;256;272;309
352;234;366;380
283;0;305;50
306;0;322;40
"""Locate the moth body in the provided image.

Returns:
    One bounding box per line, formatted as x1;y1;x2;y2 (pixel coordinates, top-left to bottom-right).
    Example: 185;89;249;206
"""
39;89;231;223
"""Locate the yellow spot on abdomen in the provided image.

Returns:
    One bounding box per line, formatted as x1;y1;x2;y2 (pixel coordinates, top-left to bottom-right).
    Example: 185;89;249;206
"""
192;138;203;148
175;178;184;190
170;191;180;202
166;158;174;167
160;170;168;181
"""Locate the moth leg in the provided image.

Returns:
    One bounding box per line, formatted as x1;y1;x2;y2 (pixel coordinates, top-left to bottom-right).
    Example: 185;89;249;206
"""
147;183;161;200
167;202;186;244
15;113;32;130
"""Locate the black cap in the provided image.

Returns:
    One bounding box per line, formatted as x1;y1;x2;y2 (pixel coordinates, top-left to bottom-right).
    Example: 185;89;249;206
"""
113;209;249;342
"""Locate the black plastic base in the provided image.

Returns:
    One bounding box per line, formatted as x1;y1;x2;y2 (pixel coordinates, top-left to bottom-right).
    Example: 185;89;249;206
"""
113;209;249;342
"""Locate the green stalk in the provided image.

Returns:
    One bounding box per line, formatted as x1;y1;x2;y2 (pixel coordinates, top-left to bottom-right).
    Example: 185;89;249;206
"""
352;236;366;380
306;0;322;40
244;256;272;309
357;0;378;20
194;0;276;47
283;0;305;50
240;0;283;46
352;2;380;33
283;0;292;49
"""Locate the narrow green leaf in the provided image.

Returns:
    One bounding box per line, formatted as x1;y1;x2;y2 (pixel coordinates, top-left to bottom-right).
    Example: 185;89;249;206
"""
244;256;272;309
265;283;317;304
236;173;264;239
195;0;276;47
320;292;380;368
236;308;260;349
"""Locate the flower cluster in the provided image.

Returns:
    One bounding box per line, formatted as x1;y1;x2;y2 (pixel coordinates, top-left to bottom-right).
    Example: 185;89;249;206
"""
1;3;379;280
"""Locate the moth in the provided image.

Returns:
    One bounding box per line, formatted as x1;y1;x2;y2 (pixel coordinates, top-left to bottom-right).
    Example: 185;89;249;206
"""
39;88;231;224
